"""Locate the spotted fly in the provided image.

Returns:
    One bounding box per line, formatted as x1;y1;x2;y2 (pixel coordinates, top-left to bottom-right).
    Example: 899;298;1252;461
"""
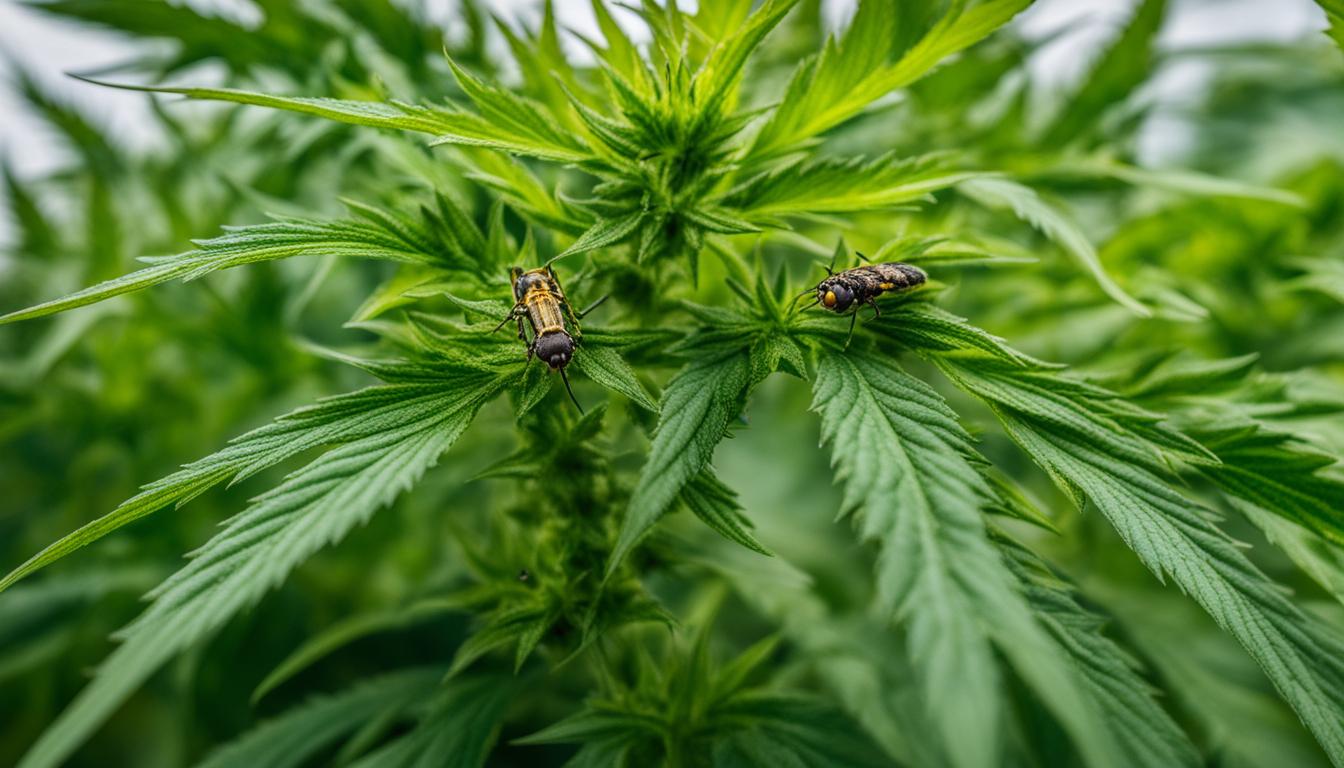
796;250;926;348
493;266;605;412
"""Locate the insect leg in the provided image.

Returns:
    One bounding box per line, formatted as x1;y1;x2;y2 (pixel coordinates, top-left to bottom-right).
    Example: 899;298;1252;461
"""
843;310;859;350
548;266;587;329
865;299;881;321
855;251;871;264
792;295;821;315
491;303;522;333
545;265;568;300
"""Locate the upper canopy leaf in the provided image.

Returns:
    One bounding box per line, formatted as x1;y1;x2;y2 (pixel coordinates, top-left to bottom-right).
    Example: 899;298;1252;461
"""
748;0;1033;160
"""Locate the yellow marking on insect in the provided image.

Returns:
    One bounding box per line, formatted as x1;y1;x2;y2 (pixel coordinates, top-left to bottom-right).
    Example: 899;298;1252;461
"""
823;291;837;308
878;282;894;290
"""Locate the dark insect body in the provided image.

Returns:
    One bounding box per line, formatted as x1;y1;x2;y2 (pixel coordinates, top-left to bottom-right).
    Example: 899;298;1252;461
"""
816;262;925;314
798;257;926;347
493;266;605;412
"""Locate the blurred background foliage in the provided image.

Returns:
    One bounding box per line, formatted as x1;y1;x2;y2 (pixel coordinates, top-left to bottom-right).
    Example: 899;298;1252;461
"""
1;0;1343;766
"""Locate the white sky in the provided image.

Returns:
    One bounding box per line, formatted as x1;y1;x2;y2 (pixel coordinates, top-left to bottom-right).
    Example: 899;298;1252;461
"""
0;0;1331;240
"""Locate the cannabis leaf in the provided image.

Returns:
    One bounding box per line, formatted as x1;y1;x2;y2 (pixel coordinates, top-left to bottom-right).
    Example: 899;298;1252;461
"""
518;629;891;767
728;153;981;224
8;0;1343;765
440;60;594;161
71;76;460;132
997;536;1201;768
691;0;798;117
251;599;457;704
957;177;1151;316
17;366;508;768
0;200;477;325
1195;422;1344;546
748;0;1032;159
610;351;751;572
1;370;483;593
1039;0;1167;146
680;469;772;556
1319;0;1344;52
916;329;1344;763
572;344;659;412
343;673;518;767
198;668;442;768
811;349;1122;768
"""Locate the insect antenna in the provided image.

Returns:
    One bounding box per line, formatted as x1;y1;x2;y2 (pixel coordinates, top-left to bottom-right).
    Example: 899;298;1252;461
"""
578;295;609;319
826;242;842;275
559;367;585;414
788;287;814;312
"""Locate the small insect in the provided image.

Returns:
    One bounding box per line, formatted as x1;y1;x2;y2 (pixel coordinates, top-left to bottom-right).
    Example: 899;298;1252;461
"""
796;253;926;347
492;265;606;412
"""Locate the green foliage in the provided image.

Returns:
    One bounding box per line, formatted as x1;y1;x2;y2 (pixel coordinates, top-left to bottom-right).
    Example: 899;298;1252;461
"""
1039;0;1166;147
810;349;1119;768
923;339;1344;760
1317;0;1344;52
4;1;1344;766
515;626;891;767
957;177;1150;316
20;364;508;768
198;668;443;768
614;351;751;570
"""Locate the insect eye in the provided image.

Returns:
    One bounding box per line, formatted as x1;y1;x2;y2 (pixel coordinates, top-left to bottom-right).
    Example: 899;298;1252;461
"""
823;291;837;308
828;285;854;310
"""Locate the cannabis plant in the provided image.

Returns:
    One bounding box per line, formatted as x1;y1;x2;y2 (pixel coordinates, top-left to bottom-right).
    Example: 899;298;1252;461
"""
4;0;1344;766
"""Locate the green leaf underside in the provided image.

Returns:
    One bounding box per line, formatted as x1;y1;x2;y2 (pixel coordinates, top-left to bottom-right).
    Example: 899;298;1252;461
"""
1196;423;1344;546
73;77;592;162
680;469;772;556
251;599;458;704
0;216;450;325
344;673;517;768
811;351;1122;768
198;668;442;768
1;375;481;594
17;369;507;768
930;352;1344;764
729;153;982;222
1040;0;1167;146
610;351;750;573
998;537;1201;768
957;178;1151;317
